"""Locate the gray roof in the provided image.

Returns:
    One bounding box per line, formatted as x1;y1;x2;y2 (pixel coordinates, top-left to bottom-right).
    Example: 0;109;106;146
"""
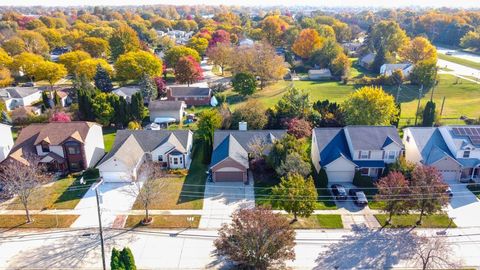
112;86;140;98
360;53;376;64
211;134;249;168
149;100;185;112
308;69;332;77
382;63;412;72
169;86;211;97
406;127;455;165
0;87;41;99
98;129;192;167
344;126;403;151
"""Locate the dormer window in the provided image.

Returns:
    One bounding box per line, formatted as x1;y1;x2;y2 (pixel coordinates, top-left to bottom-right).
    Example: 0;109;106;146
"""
463;150;470;158
41;142;49;153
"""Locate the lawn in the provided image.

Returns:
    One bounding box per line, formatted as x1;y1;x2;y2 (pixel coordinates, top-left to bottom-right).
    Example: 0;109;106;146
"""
124;215;200;228
132;141;208;210
375;214;456;228
287;214;343;229
0;215;79;228
7;174;98;210
438;53;480;70
467;183;480;200
103;127;117;152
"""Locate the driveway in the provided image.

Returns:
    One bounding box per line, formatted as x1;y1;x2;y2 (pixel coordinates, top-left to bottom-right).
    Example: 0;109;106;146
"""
70;182;140;228
446;180;480;227
199;173;255;229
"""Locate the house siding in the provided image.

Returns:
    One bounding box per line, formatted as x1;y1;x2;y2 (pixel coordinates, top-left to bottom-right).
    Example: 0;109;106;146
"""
311;131;321;173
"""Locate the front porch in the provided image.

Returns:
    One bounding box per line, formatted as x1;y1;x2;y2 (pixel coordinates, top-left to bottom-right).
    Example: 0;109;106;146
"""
461;167;480;182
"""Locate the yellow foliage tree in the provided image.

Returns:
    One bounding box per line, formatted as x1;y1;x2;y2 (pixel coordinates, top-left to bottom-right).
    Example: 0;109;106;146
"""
292;29;324;59
399;37;437;64
33;61;67;90
76;58;113;80
58;50;92;75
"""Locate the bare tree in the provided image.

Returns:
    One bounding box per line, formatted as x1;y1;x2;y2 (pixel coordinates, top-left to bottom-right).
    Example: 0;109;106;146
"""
127;161;166;224
413;234;462;270
247;135;268;161
0;155;50;223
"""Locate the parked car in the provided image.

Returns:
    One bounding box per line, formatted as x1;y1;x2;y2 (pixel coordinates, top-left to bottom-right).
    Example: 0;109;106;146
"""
445;51;454;55
349;189;368;206
331;184;347;200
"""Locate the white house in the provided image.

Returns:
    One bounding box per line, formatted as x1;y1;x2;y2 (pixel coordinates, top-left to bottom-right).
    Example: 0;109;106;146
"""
308;69;332;80
311;126;403;183
149;100;186;122
359;53;376;69
0;87;42;112
0;123;14;162
97;130;193;182
380;63;414;77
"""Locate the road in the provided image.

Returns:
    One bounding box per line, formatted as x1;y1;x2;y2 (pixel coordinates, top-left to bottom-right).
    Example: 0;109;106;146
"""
437;46;480;64
1;227;480;269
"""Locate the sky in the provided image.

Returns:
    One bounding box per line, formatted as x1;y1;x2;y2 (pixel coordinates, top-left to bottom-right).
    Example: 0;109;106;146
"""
0;0;479;7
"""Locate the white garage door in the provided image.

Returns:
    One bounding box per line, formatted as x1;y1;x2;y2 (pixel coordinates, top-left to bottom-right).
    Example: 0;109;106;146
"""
326;170;354;183
439;170;458;181
100;172;131;182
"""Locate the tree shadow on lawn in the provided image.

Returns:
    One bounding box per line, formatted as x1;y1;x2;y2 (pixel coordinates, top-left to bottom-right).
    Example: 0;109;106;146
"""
177;142;209;205
314;225;418;270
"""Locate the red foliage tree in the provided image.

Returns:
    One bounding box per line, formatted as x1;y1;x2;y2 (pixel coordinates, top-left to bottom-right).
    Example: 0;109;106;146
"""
286;118;312;139
208;29;231;48
153;77;167;98
375;171;411;224
50;112;71;122
174;56;203;86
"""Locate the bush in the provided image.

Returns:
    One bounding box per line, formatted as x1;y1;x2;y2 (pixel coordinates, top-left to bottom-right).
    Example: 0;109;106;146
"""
353;171;375;188
83;168;99;179
314;168;329;188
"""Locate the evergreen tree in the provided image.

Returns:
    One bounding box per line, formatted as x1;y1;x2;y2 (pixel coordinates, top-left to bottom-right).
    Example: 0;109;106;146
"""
110;248;124;270
42;91;51;109
120;247;136;270
53;91;61;107
130;92;146;121
77;88;95;121
139;73;157;101
94;64;113;92
73;74;95;95
422;101;436;127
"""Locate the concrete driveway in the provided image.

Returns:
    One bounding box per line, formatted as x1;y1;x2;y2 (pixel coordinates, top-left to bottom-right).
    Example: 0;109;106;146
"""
199;175;255;229
446;180;480;227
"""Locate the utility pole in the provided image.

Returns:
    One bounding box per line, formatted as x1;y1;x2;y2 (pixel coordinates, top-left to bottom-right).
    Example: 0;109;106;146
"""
395;85;401;103
440;96;446;116
92;179;106;270
414;85;423;126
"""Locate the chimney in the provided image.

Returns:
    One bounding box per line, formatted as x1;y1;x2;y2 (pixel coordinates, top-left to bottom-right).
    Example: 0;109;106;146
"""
239;121;247;131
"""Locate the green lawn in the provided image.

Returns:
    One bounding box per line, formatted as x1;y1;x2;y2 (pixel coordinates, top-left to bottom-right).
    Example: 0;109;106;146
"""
132;141;208;210
124;215;200;228
7;174;97;210
103;127;117;152
438;53;480;70
375;214;456;228
288;214;343;229
0;215;79;228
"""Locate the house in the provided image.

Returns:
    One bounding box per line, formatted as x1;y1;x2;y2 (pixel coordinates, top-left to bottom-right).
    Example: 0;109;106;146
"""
149;100;186;123
3;122;104;173
342;42;362;56
311;126;403;183
166;86;212;106
403;126;480;182
10;106;42;122
0;87;42;112
380;63;414;77
112;86;141;103
308;69;332;80
0;123;14;162
210;128;286;183
359;53;376;69
97;130;193;182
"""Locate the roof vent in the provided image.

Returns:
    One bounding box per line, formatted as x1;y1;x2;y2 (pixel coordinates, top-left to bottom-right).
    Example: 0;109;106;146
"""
239;121;247;131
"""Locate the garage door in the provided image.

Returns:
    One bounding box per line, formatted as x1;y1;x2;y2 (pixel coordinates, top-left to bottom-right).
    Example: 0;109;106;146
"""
326;170;354;183
100;172;131;182
214;172;244;182
439;170;458;181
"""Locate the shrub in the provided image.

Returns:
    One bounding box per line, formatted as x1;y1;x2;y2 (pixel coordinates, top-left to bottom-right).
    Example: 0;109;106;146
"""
83;168;99;179
352;171;375;188
314;168;329;188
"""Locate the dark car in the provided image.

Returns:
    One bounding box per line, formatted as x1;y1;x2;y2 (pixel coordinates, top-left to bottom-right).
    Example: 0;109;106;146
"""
349;189;368;206
331;184;347;200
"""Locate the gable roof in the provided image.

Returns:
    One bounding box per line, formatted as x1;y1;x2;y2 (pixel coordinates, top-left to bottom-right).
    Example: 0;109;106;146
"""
149;100;186;112
112;86;140;98
406;127;457;165
308;69;332;77
0;87;41;99
360;53;376;64
313;128;355;167
344;126;402;151
210;134;249;168
168;86;211;97
381;63;412;72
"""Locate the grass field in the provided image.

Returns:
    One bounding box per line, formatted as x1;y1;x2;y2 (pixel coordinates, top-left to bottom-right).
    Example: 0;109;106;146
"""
124;215;200;228
287;214;343;229
438;53;480;70
375;214;456;228
0;215;78;228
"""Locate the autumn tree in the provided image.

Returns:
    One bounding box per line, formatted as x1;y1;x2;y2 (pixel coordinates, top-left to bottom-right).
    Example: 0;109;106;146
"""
231;100;268;130
214;207;295;270
187;36;209;56
342;86;398;125
33;61;67;90
11;52;44;81
292;28;324;59
109;23;141;60
0;67;13;87
410;165;449;225
174;56;203;86
276;152;312;178
58;50;92;75
376;171;411;224
115;51;163;81
164;45;201;68
261;15;289;46
460;31;480;51
18;30;50;56
286;118;312;139
2;37;26;56
410;59;438;87
0;48;13;67
208;29;231;48
231;72;256;96
196;109;222;163
50;111;71;122
272;173;318;221
81;37;110;58
206;42;233;76
399;37;437;64
76;58;113;80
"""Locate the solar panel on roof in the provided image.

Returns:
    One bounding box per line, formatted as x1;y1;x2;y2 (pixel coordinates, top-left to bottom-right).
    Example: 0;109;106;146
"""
459;128;467;135
476;128;480;135
466;128;474;135
452;127;460;135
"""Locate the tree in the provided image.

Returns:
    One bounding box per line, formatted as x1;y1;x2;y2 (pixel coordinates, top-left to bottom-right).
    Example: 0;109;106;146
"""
81;37;110;58
331;53;351;79
0;48;13;67
268;134;307;169
208;29;231;48
197;109;222;163
413;234;461;270
342;86;398;125
272;173;317;221
11;52;44;81
422;101;436;127
206;42;233;76
365;20;408;58
292;28;324;59
375;171;411;224
2;37;26;56
312;99;344;127
119;247;136;270
139;73;158;101
214;207;295;270
41;91;51;109
18;30;50;56
127;121;141;130
410;59;438;87
109;24;141;60
399;37;437;64
94;64;113;92
91;92;114;126
0;67;13;87
231;72;256;96
174;56;203;86
58;50;92;75
187;36;209;56
164;45;201;68
130;92;146;121
261;15;289;46
53;91;61;107
410;165;449;225
276;152;312;178
286;118;312;139
460;31;480;51
115;51;163;81
50;111;71;122
231;100;267;130
0;155;50;223
110;248;123;270
39;28;64;49
33;61;67;91
274;87;312;122
153;77;167;98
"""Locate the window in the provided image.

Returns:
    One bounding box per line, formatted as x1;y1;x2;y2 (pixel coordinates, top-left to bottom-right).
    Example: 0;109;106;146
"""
158;155;163;162
360;168;369;176
463;151;470;158
179;157;183;163
67;146;80;155
41;143;49;153
173;158;178;165
359;151;369;159
387;151;396;160
70;162;80;170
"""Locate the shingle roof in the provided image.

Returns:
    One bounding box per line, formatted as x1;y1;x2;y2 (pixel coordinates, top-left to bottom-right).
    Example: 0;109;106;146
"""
169;86;211;97
112;86;140;98
210;134;249;168
345;126;402;151
149;100;185;112
382;63;411;72
406;127;456;165
0;87;41;99
313;128;353;167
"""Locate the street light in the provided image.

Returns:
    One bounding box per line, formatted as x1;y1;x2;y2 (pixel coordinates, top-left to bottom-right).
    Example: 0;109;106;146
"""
92;178;106;270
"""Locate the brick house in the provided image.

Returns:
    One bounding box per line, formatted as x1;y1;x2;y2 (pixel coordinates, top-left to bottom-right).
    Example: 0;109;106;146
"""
166;86;212;106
